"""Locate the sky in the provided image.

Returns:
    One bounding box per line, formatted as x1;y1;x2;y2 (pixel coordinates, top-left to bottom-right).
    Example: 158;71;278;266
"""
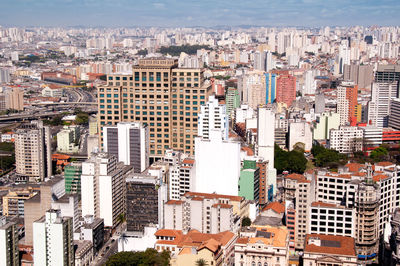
0;0;399;27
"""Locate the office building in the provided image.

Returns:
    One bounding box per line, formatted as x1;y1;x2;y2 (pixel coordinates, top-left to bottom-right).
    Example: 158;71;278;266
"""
64;163;82;194
0;217;19;266
198;95;229;140
343;63;374;89
234;226;289;266
303;234;358;266
79;215;104;253
194;130;240;195
81;153;132;227
315;93;326;114
57;126;80;154
98;58;211;159
164;192;248;234
126;173;167;232
276;74;296;107
329;126;363;154
33;210;74;266
51;194;80;231
15;121;52;182
103;122;149;173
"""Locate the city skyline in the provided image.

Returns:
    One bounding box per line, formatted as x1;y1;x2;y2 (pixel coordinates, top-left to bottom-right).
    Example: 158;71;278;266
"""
1;0;400;27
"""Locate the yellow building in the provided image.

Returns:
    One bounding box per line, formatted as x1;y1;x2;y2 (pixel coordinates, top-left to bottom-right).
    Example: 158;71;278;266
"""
2;188;38;217
355;104;362;122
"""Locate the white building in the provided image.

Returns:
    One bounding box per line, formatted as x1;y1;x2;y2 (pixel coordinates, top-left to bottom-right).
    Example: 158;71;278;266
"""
51;194;80;232
33;210;74;266
41;85;63;98
329;126;363;154
57;126;80;154
257;107;277;194
234;105;254;124
288;121;312;152
118;226;157;252
303;70;316;95
198;95;229;140
368;81;398;127
194;130;240;195
166;153;196;200
103;122;149;173
81;153;132;227
164;192;247;234
337;85;350;126
0;217;18;266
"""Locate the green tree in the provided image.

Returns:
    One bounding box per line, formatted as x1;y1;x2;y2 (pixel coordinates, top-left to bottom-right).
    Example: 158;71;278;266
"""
196;258;209;266
75;112;89;125
241;216;251;227
106;249;170;266
274;144;307;174
370;146;389;162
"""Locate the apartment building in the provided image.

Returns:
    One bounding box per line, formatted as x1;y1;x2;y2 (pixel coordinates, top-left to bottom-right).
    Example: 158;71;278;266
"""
2;187;37;217
282;173;312;249
329;126;363;154
168;156;196;200
81;152;132;227
303;234;358;266
64;162;82;194
337;82;358;125
0;217;19;266
234;226;289;266
33;210;74;266
103;122;149;173
15;121;52;182
164;192;248;234
97;58;211;160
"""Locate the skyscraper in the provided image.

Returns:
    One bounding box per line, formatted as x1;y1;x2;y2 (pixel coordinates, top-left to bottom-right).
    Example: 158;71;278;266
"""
33;210;74;266
337;82;358;125
103;122;149;173
14;121;52;182
265;73;277;104
0;217;19;266
98;58;211;160
276;73;296;107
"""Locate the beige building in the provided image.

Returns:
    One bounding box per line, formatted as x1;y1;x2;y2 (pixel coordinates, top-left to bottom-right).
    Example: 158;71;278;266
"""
154;229;237;266
234;226;290;266
2;187;38;217
282;173;313;249
164;192;249;234
98;58;211;160
303;234;358;266
24;176;65;246
15;121;52;182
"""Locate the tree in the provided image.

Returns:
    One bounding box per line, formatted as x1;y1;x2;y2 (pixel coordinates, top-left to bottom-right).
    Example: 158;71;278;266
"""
75;112;89;125
106;249;170;266
196;258;209;266
274;144;307;174
370;146;389;162
242;217;251;227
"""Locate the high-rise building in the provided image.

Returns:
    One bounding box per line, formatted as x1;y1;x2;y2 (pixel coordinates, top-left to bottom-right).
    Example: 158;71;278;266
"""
265;73;277;104
337;82;358;125
0;68;11;84
225;87;240;118
125;173;167;232
15;121;52;182
369;81;398;127
2;187;38;217
315;93;326;114
288;121;312;152
103;122;149;173
33;210;74;266
257;107;276;194
238;160;260;202
389;98;400;130
313;112;340;140
64;162;82;194
0;217;19;266
303;70;316;95
276;74;296;107
343;63;373;89
194;130;241;196
81;153;132;227
198;95;229;140
97;58;211;160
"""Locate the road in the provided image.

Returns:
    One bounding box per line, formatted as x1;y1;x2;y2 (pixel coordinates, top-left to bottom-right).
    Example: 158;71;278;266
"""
94;222;126;265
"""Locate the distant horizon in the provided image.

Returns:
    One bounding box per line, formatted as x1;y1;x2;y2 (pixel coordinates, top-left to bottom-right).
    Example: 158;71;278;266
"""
1;0;399;28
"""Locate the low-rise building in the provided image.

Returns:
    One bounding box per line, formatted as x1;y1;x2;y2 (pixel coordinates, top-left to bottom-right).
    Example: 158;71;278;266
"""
303;234;358;266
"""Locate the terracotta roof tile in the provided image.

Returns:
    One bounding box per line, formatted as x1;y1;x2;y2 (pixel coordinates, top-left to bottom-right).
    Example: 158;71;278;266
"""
262;202;285;214
304;234;356;257
184;192;242;202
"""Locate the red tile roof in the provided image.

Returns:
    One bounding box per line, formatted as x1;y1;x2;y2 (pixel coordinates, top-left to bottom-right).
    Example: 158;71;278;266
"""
262;201;285;214
184;192;242;202
304;234;356;257
165;200;183;205
345;163;364;172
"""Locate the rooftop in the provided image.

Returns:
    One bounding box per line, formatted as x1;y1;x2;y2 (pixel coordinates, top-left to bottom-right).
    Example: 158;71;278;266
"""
304;234;356;257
